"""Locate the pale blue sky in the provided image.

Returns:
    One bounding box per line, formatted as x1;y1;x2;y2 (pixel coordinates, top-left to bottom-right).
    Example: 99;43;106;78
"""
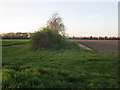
0;1;118;37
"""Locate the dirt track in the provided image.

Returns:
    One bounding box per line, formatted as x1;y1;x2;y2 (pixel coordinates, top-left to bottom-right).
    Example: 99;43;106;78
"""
74;40;119;54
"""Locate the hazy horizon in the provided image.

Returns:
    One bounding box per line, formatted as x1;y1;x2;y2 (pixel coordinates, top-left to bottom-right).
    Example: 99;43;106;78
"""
0;1;118;37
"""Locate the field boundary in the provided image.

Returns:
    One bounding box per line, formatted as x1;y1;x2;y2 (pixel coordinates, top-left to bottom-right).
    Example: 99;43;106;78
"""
79;43;92;50
1;43;26;46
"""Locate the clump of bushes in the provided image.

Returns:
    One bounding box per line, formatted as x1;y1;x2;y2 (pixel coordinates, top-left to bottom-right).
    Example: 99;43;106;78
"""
30;13;80;50
30;27;64;50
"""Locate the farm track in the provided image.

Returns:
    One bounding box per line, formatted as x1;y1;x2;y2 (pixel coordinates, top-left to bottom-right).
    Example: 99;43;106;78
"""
1;43;26;46
74;40;119;54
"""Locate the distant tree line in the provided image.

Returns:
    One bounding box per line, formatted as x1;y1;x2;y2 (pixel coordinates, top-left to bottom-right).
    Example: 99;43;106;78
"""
0;32;119;40
1;32;33;39
67;36;120;40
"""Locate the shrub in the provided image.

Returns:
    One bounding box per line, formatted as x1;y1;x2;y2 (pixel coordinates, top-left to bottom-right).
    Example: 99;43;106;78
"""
30;27;64;50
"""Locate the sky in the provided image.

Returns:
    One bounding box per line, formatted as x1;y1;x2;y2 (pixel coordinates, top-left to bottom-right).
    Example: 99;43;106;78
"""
0;0;118;37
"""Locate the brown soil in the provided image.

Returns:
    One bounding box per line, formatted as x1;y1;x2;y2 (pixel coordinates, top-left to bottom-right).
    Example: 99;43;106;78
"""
74;40;119;54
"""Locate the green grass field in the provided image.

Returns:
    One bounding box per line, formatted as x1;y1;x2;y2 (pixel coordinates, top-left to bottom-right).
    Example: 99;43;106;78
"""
2;39;118;88
2;39;29;46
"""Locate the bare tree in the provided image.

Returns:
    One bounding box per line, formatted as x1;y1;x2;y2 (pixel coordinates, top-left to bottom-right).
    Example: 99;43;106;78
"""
47;13;65;36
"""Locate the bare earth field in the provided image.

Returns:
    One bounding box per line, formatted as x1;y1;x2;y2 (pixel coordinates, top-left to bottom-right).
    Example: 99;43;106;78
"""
74;40;119;54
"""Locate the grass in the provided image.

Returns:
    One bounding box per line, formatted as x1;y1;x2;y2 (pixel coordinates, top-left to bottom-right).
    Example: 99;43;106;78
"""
1;39;29;46
2;39;118;88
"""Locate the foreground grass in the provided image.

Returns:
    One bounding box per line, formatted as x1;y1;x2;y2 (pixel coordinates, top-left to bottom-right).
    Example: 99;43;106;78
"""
2;40;118;88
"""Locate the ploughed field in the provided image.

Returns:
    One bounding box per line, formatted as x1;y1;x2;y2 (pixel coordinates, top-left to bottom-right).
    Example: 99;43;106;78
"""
74;40;118;54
